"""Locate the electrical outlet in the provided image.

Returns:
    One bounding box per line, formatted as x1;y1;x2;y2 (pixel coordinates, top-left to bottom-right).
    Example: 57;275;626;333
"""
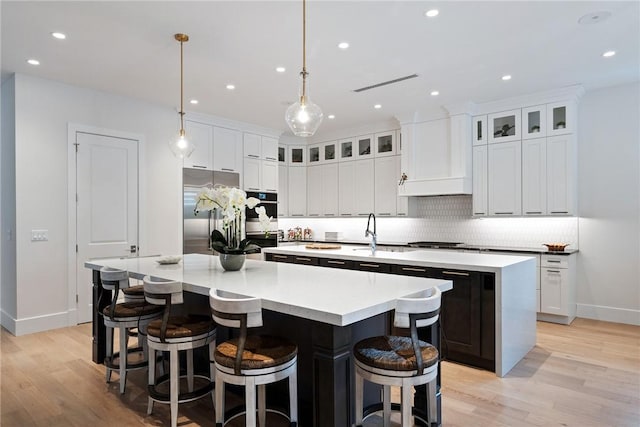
31;229;49;241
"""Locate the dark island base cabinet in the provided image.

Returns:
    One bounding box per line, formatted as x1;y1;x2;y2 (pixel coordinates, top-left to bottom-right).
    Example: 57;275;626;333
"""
266;253;496;373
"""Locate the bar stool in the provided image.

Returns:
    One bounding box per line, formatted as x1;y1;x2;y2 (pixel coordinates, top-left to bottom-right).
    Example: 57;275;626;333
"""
143;276;217;427
353;287;442;427
209;288;298;427
100;267;164;394
122;284;145;303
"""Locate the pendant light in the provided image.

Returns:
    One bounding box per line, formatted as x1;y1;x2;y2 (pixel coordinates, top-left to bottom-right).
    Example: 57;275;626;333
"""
285;0;323;137
168;33;195;158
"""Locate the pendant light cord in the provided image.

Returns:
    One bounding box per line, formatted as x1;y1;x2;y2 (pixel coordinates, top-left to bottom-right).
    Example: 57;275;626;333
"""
300;0;307;102
179;37;185;134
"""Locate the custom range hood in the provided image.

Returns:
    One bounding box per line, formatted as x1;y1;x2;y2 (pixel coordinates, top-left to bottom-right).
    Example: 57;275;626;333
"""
396;105;473;196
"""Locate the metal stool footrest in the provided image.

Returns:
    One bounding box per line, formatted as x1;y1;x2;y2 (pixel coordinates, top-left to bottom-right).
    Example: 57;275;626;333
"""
218;405;294;427
104;346;147;371
148;372;214;404
361;402;433;427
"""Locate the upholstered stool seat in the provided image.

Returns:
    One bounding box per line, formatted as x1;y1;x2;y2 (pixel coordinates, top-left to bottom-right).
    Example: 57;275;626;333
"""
210;289;298;427
100;267;164;395
144;276;216;427
354;287;442;427
122;284;145;302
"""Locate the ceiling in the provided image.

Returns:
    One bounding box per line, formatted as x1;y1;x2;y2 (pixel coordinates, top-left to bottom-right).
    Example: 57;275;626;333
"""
2;1;638;138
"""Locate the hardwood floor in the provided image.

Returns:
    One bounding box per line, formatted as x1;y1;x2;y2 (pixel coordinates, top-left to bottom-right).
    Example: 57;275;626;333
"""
1;318;638;426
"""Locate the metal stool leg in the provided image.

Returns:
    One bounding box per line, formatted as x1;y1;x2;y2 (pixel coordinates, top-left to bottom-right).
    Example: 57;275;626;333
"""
289;364;298;426
105;326;113;383
119;324;128;394
147;346;155;415
170;347;179;427
355;371;364;426
215;371;224;427
258;384;266;426
245;376;257;427
186;348;194;393
383;385;391;427
401;382;412;427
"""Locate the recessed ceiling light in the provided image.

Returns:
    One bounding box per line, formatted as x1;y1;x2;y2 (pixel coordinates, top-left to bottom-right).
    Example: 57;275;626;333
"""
578;11;611;25
190;99;199;104
602;50;616;58
276;66;286;73
430;90;439;96
51;32;66;40
374;104;382;109
27;59;40;66
328;114;336;119
502;75;512;81
425;9;439;18
226;84;235;90
338;42;349;49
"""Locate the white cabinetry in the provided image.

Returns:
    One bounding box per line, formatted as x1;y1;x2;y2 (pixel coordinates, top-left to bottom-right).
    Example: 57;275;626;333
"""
184;120;213;170
355;135;374;159
472;145;488;216
243;158;261;191
262;137;278;161
522;105;547;139
546;135;575;215
522;138;547;215
278;164;288;217
547;102;575;136
354;159;375;216
262;161;278;192
243;133;278;192
472;115;488;146
307;165;323;216
287;166;307;217
322;163;339;217
539;253;576;324
488;141;522;216
213;127;242;172
338;162;356;216
289;146;306;166
489;109;521;144
395;156;408;216
374;156;397;216
374;131;396;157
243;133;261;159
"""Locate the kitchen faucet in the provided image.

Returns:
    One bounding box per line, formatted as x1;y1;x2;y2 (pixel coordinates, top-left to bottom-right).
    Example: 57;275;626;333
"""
365;213;377;254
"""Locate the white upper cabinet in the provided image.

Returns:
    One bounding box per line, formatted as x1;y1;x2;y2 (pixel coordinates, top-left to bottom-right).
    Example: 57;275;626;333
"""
243;133;261;159
261;160;278;192
338;161;356;216
374;156;397;216
547;101;574;136
522;105;547;139
374;131;396;157
306;165;323;216
278;164;288;217
308;144;321;165
472;145;488;216
289;146;306;166
522;138;547;215
243;157;261;191
472;115;488;146
355;135;374;159
395;156;408;216
184;120;213;170
322;163;339;216
339;138;355;162
489;109;521;144
354;159;375;215
262;137;278;161
287;165;307;216
488;140;522;216
213;127;242;172
323;141;338;163
278;145;287;164
546;134;575;215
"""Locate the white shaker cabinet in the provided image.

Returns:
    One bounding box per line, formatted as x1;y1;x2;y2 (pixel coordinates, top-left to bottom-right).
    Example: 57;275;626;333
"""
184;120;213;170
374;156;397;216
338;161;356;216
374;131;396;157
547;134;575;215
488;109;521;144
262;137;278;162
278;165;288;217
547;102;574;136
488;141;522;216
243;133;261;159
307;165;323;216
213;127;242;173
396;156;408;216
243;157;261;191
522;105;547;139
322;163;339;217
472;115;488;146
287;166;307;217
472;145;488;216
354;159;375;216
522;138;547;215
539;253;576;324
261;160;278;193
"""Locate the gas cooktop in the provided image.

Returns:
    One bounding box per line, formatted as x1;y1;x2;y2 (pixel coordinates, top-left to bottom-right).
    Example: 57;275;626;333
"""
408;241;464;249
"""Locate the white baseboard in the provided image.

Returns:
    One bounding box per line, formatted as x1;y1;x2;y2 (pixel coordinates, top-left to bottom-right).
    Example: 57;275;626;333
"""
1;310;17;334
576;303;640;326
5;311;72;336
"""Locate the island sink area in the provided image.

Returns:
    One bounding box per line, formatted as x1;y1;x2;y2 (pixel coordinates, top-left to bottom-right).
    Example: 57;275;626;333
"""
263;244;537;378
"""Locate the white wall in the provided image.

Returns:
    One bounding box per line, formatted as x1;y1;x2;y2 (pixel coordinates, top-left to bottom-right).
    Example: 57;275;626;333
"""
577;82;640;325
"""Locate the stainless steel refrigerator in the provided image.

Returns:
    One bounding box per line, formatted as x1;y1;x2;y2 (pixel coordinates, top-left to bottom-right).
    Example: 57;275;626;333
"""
183;168;240;254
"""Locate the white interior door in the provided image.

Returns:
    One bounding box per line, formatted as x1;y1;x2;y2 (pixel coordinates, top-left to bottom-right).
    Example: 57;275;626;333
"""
75;132;138;323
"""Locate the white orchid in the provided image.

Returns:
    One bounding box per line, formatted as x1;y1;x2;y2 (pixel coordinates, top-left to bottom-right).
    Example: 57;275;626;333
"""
255;206;273;237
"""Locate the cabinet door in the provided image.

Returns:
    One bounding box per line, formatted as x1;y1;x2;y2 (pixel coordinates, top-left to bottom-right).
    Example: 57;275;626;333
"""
338;161;356;216
522;138;547;215
243;133;261;158
396;155;408;216
289;146;306;166
307;165;323;216
354;159;375;216
184;121;212;170
488;109;521;143
472;145;488;216
213;127;241;172
339;138;355;162
355;135;374;159
522;105;547;139
374;156;397;216
547;102;574;136
488;141;522;216
547;135;574;215
278;165;288;217
308;144;321;165
262;137;278;161
243;157;261;191
374;131;396;157
322;141;337;163
262;161;278;192
322;163;339;216
278;145;287;163
540;267;568;315
472;115;488;146
288;166;307;216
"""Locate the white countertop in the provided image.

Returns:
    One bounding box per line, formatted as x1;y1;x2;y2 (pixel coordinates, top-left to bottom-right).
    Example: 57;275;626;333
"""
263;245;535;272
86;254;451;327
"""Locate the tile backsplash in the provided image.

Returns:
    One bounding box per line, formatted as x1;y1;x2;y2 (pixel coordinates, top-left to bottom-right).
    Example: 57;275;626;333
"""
279;195;579;249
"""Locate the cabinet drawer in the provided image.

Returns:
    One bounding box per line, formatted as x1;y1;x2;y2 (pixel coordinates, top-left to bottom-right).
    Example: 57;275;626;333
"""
294;256;319;266
354;261;391;273
541;255;569;268
393;264;432;277
265;253;294;263
319;258;354;269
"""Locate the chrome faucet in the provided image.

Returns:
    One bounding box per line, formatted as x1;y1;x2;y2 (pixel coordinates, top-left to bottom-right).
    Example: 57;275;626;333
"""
365;213;377;254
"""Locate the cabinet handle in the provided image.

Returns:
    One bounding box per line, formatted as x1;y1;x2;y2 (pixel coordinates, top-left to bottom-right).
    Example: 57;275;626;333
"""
526;211;542;214
248;187;260;190
291;214;304;217
358;213;370;216
296;257;312;262
273;255;288;260
378;213;391;216
359;263;380;268
401;267;426;273
309;214;319;217
265;157;277;161
221;168;234;172
192;165;207;169
442;270;470;277
247;154;259;158
547;260;561;263
324;214;335;216
546;270;561;273
551;211;568;214
266;189;277;192
340;214;352;216
494;212;513;215
328;260;345;265
474;212;486;215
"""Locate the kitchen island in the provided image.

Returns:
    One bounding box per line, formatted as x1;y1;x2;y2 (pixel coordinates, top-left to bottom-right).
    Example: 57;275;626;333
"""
263;245;537;378
85;254;452;427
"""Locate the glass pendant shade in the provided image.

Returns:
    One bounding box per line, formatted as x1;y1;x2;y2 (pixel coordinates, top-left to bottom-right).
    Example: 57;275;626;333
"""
168;129;195;159
286;77;323;137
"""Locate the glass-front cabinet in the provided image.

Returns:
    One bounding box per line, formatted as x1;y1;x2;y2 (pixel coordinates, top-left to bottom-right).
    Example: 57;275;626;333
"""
374;131;396;157
308;144;321;164
323;141;337;163
547;102;573;136
289;146;306;166
488;109;521;144
522;105;547;139
355;135;374;158
278;145;286;163
473;115;488;145
339;138;354;161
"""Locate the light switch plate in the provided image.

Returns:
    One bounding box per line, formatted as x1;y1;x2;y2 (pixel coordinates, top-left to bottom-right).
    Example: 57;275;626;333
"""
31;229;48;241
